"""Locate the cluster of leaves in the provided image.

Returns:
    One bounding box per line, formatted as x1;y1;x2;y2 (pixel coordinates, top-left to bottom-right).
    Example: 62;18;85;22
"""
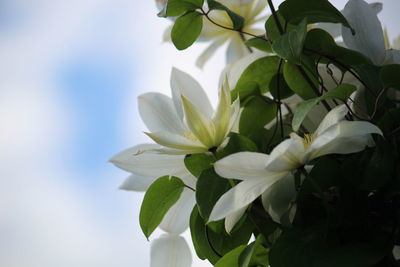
138;0;400;266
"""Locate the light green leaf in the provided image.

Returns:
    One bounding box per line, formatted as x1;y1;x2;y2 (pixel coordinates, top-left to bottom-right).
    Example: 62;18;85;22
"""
272;18;307;64
207;0;244;30
238;235;269;267
158;0;204;17
292;84;357;131
232;56;280;100
245;38;272;53
171;11;203;50
292;98;320;132
215;246;247;267
279;0;354;33
139;176;185;238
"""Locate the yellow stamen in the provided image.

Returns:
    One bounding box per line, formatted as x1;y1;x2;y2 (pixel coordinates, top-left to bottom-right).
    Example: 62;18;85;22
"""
302;134;316;149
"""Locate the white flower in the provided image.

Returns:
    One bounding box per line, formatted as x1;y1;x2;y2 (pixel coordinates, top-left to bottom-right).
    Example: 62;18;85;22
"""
341;0;400;65
209;105;382;227
196;0;268;67
110;143;196;267
141;68;240;154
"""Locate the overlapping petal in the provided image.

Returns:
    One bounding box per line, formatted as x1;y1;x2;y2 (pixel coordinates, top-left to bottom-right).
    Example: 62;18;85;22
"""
150;234;192;267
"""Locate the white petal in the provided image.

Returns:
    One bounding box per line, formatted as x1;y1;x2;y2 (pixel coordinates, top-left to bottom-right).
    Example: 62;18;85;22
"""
261;173;296;224
138;92;185;134
150;234;192;267
384;49;400;65
145;131;206;153
181;96;215;147
225;206;247;234
196;37;227;68
170;68;213;120
342;0;386;65
229;97;241;133
265;134;305;172
226;37;250;64
119;174;156;191
213;78;232;145
159;189;196;234
307;120;383;160
214;152;271;180
209;174;285;222
249;0;268;20
162;25;172;42
315;104;348;136
110;144;187;177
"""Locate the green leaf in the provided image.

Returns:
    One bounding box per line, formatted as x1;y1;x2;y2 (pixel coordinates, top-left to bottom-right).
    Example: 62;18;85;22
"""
291;84;356;131
158;0;204;17
269;73;294;100
190;206;221;263
171;11;203;50
196;168;231;220
184;153;215;178
232;56;281;100
239;96;277;136
215;246;247;267
283;57;319;100
304;29;371;66
292;98;320;132
245;38;272;53
380;64;400;90
217;133;258;159
139;176;185;238
272;18;307;64
207;0;244;30
190;206;254;264
238;235;269;267
320;84;357;101
265;11;297;42
279;0;354;33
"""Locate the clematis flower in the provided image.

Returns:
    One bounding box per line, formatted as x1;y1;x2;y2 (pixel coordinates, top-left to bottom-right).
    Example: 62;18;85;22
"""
196;0;268;67
159;0;268;67
141;68;240;154
110;143;196;267
209;105;382;227
341;0;400;65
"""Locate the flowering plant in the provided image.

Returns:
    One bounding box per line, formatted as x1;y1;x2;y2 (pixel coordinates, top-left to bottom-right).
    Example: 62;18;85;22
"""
111;0;400;266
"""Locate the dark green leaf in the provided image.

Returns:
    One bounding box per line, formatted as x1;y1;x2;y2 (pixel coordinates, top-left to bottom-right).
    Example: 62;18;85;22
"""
279;0;353;32
158;0;204;17
232;56;280;100
207;0;244;30
283;57;319;100
304;29;371;66
269;73;294;100
239;96;277;136
190;206;221;263
245;38;272;53
139;176;185;238
238;235;269;267
272;18;307;64
196;168;231;220
171;11;203;50
320;84;357;101
184;153;215;178
215;246;247;267
380;64;400;90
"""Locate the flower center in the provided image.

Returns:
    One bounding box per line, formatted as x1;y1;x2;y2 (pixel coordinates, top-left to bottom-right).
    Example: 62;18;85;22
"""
302;134;316;150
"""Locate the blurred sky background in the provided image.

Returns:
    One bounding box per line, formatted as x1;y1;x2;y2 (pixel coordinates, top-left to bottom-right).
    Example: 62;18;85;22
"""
0;0;398;266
